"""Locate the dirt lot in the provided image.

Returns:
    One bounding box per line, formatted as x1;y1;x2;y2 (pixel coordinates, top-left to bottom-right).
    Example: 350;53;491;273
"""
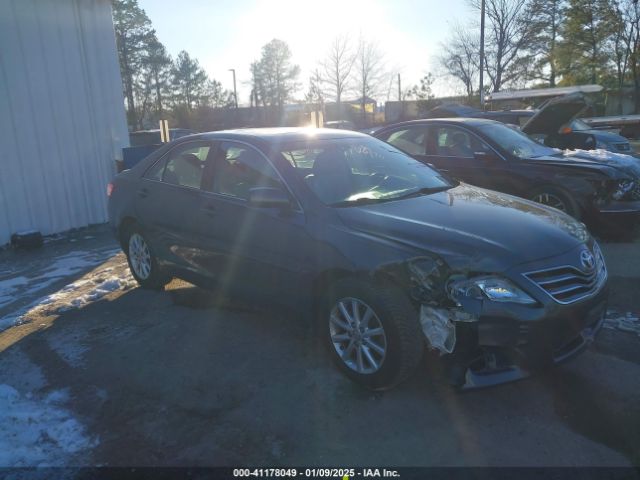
0;227;639;467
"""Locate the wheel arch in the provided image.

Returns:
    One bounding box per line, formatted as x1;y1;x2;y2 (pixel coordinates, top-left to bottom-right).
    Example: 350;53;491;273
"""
118;216;139;250
527;182;587;217
311;265;410;311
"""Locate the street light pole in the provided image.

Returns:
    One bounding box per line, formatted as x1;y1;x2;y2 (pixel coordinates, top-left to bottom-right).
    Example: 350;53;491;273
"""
479;0;486;109
229;68;238;109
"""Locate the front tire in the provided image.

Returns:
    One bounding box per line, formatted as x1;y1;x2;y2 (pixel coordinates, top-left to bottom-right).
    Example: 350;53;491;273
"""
123;225;170;290
322;278;424;390
529;186;581;219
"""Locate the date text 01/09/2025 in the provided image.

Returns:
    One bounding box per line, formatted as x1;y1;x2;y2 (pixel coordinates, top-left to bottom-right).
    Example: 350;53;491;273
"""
232;468;401;478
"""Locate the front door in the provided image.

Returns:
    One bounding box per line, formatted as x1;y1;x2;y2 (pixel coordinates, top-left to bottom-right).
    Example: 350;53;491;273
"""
195;140;313;304
422;124;508;191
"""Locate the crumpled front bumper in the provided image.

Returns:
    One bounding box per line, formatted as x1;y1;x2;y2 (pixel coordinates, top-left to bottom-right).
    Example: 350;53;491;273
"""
435;244;610;390
450;290;607;390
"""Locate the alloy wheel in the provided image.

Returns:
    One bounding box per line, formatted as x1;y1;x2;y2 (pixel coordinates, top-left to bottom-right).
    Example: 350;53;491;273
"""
532;192;567;212
128;233;152;280
329;297;388;374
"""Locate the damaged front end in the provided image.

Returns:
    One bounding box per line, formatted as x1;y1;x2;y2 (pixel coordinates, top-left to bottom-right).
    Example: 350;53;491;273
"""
402;255;606;390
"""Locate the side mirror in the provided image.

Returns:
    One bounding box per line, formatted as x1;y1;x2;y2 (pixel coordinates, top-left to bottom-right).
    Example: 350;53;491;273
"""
248;187;291;208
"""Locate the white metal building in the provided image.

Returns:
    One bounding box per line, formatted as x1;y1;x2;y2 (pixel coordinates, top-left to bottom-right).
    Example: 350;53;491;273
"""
0;0;128;246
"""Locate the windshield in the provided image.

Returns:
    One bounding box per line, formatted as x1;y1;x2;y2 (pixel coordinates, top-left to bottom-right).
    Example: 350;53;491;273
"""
477;123;559;158
569;119;591;131
281;137;454;206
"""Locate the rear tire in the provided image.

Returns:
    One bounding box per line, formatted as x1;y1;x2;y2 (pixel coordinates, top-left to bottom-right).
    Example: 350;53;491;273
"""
123;225;170;290
529;186;581;219
322;278;424;390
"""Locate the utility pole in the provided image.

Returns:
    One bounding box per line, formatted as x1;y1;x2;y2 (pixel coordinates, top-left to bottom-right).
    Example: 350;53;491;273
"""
229;68;238;108
479;0;486;108
398;73;404;120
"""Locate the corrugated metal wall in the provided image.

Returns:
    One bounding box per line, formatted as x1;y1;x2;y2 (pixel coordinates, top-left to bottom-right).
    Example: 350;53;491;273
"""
0;0;129;245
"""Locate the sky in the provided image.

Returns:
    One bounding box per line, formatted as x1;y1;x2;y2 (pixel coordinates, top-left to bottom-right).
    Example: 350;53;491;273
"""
137;0;475;106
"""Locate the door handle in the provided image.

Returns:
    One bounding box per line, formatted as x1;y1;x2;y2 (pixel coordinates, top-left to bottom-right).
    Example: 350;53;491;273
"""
137;187;149;198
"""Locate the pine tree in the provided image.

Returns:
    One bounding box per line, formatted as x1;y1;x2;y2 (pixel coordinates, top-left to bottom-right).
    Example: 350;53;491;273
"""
111;0;155;128
253;39;300;110
527;0;565;86
558;0;617;85
171;51;208;110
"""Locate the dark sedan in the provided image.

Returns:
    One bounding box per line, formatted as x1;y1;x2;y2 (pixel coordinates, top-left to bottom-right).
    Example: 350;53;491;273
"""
428;94;636;155
373;118;640;227
108;128;608;390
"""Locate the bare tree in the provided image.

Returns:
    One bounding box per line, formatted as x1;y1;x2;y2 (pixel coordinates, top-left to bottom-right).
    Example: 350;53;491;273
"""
469;0;534;92
305;69;325;105
439;24;480;99
321;35;355;107
354;37;387;122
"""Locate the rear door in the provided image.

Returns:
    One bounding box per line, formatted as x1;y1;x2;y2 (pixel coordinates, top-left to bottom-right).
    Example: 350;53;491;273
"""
135;140;214;269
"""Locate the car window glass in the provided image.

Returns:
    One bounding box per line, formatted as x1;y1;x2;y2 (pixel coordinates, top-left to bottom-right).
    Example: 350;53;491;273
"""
380;127;427;155
161;144;210;189
210;142;283;200
477;123;558;158
281;137;453;206
430;126;489;159
144;156;166;181
518;116;531;127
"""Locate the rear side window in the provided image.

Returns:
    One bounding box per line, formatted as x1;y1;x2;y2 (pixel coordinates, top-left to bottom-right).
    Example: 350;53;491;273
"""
143;143;211;189
378;127;427;155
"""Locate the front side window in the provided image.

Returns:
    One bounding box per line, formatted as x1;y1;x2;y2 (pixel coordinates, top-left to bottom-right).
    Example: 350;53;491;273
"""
210;142;283;200
144;143;210;188
281;137;453;206
379;127;427;155
429;126;489;159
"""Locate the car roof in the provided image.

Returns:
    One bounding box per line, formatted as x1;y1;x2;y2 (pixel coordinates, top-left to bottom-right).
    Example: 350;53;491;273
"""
191;127;366;144
480;110;535;116
376;117;502;130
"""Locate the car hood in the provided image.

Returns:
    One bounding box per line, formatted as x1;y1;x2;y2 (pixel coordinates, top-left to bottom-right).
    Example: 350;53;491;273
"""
522;93;588;135
530;150;640;178
337;184;587;273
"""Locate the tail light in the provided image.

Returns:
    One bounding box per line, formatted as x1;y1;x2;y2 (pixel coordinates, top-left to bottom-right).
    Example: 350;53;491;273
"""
107;182;115;197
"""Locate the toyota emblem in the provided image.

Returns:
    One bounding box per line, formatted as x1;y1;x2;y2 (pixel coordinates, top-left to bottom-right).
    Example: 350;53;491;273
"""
580;249;595;271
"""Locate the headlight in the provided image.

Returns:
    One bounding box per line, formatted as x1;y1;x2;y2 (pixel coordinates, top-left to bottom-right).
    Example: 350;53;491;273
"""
448;276;536;305
612;179;635;200
564;221;589;243
595;140;609;150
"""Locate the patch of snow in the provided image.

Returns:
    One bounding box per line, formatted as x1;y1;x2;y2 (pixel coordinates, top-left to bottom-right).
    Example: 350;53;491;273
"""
604;309;640;336
0;250;128;333
0;249;121;311
563;149;640;177
0;384;98;466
